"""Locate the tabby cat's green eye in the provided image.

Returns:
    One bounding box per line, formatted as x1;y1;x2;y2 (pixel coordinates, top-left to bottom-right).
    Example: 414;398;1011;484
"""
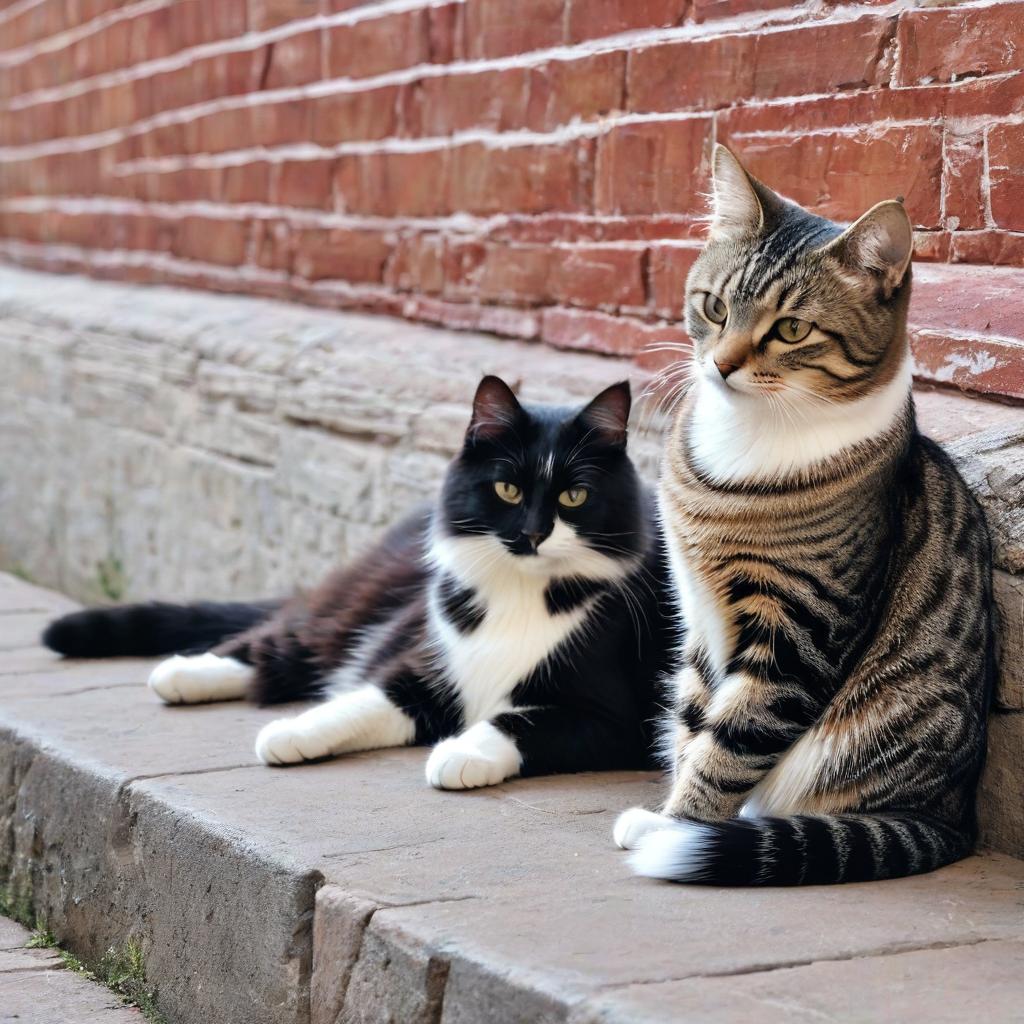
558;487;588;509
703;293;728;325
494;481;523;504
776;317;812;343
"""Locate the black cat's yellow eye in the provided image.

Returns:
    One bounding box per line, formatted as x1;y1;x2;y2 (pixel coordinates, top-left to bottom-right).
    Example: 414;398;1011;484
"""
703;293;728;325
494;481;522;504
558;487;588;509
776;317;812;343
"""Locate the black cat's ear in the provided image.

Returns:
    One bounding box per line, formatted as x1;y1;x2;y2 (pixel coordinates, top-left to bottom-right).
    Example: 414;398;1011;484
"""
467;375;522;441
577;380;631;449
709;144;784;242
820;199;913;297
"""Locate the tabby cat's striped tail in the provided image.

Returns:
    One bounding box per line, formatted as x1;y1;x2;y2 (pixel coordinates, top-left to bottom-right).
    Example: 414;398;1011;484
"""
628;813;973;886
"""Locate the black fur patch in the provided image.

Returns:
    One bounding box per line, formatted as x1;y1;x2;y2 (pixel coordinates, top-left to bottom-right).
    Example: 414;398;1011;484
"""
438;574;485;633
544;576;609;616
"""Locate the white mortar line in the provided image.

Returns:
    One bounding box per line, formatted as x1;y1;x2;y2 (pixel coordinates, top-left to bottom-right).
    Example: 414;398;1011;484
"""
0;0;47;28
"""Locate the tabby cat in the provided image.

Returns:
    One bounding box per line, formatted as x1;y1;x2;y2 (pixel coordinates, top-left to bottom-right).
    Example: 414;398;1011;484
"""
45;377;676;788
614;145;995;885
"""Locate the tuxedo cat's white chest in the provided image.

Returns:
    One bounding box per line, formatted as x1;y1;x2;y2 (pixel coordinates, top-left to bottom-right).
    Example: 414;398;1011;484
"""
428;537;590;725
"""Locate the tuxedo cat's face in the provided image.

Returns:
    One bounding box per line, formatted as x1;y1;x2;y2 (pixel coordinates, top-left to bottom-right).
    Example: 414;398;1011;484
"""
440;377;645;574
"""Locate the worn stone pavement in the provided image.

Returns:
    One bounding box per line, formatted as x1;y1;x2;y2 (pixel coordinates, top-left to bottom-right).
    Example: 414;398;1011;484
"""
0;573;1023;1024
0;915;143;1023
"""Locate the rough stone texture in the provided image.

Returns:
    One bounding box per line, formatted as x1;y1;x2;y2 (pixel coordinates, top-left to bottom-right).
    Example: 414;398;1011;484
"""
1;575;1023;1023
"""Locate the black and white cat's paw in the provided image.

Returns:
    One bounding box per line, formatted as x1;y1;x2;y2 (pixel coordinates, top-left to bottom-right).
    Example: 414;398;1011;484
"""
612;807;673;849
425;722;522;790
255;716;330;765
148;653;252;704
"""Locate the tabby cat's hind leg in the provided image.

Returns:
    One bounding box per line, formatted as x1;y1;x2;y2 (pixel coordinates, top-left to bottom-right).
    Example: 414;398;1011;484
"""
255;685;416;765
148;652;254;704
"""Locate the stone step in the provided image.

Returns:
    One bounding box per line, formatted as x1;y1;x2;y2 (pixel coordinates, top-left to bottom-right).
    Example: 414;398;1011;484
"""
0;915;145;1023
1;573;1023;1024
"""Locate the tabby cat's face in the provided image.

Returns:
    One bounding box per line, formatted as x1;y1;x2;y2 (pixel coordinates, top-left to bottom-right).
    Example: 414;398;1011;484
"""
440;377;645;573
686;146;914;406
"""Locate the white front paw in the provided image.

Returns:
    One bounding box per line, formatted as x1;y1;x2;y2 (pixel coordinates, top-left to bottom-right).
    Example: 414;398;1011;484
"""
613;807;672;849
148;653;250;704
425;723;521;790
255;717;328;766
425;744;504;790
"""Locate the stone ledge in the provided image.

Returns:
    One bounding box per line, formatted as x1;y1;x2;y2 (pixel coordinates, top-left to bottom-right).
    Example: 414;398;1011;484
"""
1;575;1023;1024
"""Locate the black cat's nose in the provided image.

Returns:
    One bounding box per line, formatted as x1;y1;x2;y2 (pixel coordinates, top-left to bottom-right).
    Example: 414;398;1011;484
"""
525;531;546;550
715;359;740;379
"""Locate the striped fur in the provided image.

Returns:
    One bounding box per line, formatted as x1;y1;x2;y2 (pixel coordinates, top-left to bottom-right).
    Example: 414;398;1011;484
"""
621;146;995;886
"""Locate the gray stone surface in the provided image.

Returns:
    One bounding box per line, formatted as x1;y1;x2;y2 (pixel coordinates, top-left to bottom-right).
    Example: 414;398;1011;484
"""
0;928;144;1022
568;939;1024;1024
1;575;1023;1023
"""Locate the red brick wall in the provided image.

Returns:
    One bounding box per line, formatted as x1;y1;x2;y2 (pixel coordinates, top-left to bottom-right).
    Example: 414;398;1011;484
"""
1;0;1022;398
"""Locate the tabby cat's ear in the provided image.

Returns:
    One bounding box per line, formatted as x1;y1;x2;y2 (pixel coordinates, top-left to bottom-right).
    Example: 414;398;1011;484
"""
709;144;783;241
467;375;522;441
822;199;913;297
577;381;631;449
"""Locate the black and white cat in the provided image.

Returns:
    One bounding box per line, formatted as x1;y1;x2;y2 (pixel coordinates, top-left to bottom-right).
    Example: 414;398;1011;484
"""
45;376;677;789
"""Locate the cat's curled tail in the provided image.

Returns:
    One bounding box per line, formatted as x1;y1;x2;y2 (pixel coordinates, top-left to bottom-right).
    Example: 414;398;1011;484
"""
42;600;280;659
615;809;973;886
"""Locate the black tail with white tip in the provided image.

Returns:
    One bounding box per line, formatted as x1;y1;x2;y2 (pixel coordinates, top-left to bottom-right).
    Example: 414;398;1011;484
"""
628;812;973;886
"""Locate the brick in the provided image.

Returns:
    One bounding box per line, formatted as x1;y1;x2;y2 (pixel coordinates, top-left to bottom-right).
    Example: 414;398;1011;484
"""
311;86;400;145
450;141;593;216
292;228;392;283
943;131;986;231
951;232;1024;267
724;125;943;228
541;306;690;357
988;124;1024;233
252;99;314;147
385;235;446;294
628;17;893;113
525;52;625;132
326;10;429;80
249;0;317;30
894;3;1024;87
912;230;952;264
441;239;487;298
595;118;711;215
550;245;646;309
648;244;700;318
407;68;527;136
478;245;555;303
264;29;322;89
218;162;273;204
276;159;335;209
193;109;248;154
566;0;686;41
172;217;250;265
463;0;565;58
337;150;451;217
428;2;466;63
253;219;294;271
